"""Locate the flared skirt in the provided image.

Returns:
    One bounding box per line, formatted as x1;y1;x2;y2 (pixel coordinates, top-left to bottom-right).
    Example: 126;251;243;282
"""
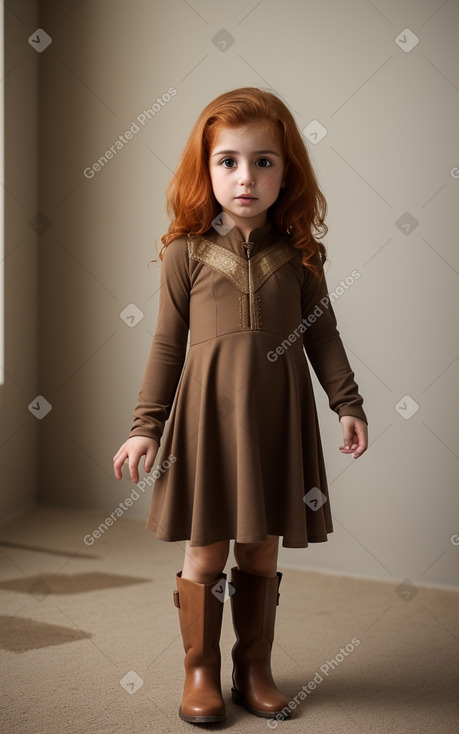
145;331;333;548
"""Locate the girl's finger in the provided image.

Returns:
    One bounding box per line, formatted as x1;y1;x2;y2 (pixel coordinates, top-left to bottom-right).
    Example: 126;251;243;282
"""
353;438;367;458
113;451;128;478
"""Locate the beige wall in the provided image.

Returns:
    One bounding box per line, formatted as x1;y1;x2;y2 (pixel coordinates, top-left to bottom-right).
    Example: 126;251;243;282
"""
3;1;458;587
1;0;39;521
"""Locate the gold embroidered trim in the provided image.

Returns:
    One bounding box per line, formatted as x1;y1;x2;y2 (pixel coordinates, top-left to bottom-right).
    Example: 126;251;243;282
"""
254;292;262;329
187;235;248;291
239;293;248;329
251;243;298;291
187;235;297;294
188;234;298;331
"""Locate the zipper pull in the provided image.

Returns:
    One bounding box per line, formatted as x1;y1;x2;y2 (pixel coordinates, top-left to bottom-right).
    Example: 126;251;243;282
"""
242;241;254;259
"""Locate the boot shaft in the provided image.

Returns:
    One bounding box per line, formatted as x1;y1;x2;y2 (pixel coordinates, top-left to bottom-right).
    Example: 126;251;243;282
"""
174;571;226;662
230;566;282;649
173;571;226;723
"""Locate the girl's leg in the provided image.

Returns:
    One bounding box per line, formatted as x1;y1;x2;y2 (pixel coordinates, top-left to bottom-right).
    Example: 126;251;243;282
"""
233;534;279;575
182;539;230;583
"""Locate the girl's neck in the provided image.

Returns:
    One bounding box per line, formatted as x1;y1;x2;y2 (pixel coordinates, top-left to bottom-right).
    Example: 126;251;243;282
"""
223;210;269;242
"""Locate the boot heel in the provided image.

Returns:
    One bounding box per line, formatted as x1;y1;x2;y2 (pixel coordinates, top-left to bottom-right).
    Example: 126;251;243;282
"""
179;705;225;724
231;687;246;707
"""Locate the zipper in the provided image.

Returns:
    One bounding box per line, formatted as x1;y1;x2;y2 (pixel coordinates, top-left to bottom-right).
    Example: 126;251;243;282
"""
242;241;254;329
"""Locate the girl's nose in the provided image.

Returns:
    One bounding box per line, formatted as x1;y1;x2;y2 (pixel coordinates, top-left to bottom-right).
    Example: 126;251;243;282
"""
238;164;254;186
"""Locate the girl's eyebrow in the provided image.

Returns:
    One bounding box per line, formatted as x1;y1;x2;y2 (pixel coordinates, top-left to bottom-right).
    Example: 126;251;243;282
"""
211;149;281;157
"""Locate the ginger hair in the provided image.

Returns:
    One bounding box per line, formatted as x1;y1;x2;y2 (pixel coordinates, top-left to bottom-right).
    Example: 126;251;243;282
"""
153;87;328;277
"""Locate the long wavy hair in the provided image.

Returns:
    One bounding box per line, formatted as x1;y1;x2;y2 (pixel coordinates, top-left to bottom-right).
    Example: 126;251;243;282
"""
154;87;328;277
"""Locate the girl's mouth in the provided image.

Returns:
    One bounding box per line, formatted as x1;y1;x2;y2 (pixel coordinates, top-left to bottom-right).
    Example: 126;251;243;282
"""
236;195;257;200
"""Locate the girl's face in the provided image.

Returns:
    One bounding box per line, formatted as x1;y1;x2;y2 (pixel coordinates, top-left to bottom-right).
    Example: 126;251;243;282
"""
208;121;285;237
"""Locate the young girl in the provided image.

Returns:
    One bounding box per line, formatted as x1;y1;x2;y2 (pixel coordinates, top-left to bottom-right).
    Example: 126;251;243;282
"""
113;87;368;724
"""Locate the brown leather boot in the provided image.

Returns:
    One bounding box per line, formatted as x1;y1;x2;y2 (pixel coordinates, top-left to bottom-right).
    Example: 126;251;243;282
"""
230;566;291;719
173;571;226;723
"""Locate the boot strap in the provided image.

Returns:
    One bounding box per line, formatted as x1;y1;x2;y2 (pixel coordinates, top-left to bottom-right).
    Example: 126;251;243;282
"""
173;589;180;608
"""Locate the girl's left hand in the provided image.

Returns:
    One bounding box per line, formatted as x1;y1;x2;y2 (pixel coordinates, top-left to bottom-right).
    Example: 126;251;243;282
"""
338;416;368;459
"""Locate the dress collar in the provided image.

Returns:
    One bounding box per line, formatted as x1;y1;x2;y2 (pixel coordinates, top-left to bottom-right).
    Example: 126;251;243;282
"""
229;217;273;244
201;216;281;257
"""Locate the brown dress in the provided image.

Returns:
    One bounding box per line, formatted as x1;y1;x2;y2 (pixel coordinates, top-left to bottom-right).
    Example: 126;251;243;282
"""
128;218;367;547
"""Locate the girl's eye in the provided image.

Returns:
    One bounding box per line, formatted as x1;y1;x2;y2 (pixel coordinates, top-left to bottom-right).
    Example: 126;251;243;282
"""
219;157;273;168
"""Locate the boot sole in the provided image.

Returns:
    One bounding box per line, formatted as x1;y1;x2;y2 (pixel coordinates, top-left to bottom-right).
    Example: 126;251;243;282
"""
231;687;291;720
179;705;225;724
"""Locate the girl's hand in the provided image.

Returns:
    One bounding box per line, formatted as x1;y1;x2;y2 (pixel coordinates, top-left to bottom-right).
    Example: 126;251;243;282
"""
113;436;159;483
338;416;368;459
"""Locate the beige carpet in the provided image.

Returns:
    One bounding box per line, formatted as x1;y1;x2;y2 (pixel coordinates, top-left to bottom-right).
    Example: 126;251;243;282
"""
0;506;458;734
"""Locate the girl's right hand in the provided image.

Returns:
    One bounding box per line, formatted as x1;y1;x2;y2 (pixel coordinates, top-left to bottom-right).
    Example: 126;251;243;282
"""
113;436;159;484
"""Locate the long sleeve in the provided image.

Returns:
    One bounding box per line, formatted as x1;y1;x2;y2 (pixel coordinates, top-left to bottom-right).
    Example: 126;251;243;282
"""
128;236;190;445
301;250;367;425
